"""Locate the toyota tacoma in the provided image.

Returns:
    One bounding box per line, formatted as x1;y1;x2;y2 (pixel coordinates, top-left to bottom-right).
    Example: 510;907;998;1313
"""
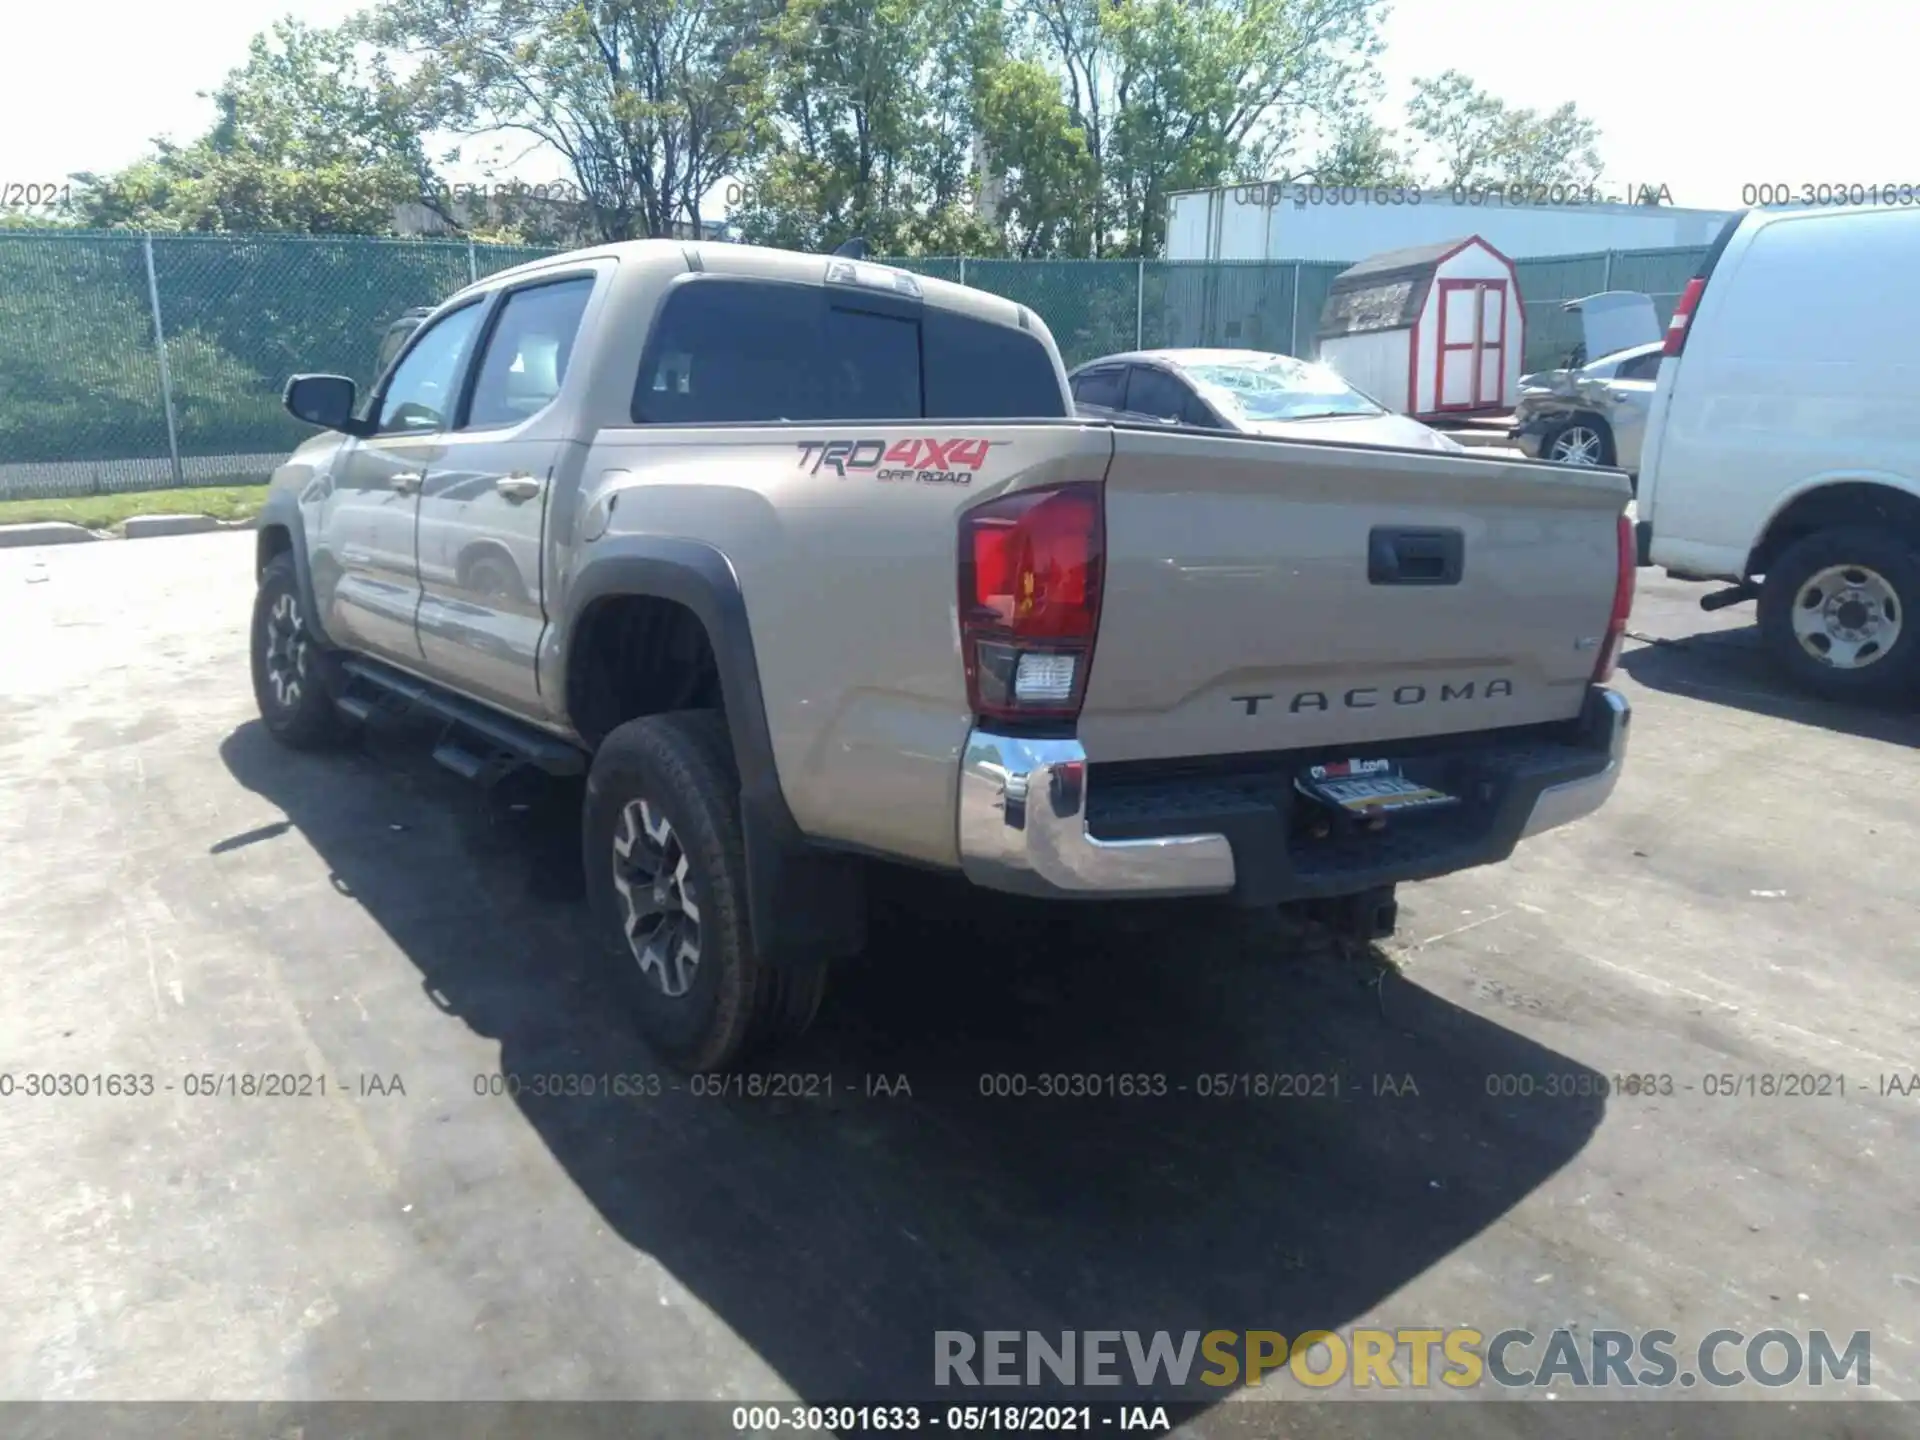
252;239;1636;1072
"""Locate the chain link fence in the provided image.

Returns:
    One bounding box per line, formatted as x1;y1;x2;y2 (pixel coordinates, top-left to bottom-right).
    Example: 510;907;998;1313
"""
0;232;1707;501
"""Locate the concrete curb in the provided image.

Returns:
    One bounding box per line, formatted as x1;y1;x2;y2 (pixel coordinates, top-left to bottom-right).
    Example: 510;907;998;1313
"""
2;514;257;552
0;522;97;549
121;514;225;539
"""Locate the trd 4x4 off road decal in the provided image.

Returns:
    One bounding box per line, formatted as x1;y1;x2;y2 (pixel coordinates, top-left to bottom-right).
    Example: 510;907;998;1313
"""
796;438;994;485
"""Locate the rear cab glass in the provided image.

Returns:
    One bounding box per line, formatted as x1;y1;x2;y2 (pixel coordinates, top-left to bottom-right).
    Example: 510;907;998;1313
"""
631;278;1067;423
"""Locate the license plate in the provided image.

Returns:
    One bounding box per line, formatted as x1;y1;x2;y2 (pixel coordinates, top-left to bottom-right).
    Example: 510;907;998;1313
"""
1296;760;1457;817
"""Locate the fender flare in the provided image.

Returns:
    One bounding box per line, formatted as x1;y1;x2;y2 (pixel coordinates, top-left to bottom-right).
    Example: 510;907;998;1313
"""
560;539;866;968
255;488;337;651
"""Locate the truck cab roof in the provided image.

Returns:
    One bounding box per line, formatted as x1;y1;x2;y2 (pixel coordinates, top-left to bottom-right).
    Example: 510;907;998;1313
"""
451;239;1036;335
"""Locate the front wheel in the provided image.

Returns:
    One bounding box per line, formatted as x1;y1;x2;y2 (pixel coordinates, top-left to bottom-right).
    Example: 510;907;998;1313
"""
250;554;347;748
1758;527;1920;704
1541;416;1612;467
582;710;827;1073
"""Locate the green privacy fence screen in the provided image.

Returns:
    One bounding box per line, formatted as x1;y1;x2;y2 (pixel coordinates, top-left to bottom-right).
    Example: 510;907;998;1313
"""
0;231;1707;500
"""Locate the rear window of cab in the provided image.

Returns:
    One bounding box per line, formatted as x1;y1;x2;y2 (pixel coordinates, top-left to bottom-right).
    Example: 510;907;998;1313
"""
632;278;1066;424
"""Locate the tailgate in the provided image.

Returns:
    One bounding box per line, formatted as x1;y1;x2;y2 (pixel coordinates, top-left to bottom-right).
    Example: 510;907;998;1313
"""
1078;428;1630;763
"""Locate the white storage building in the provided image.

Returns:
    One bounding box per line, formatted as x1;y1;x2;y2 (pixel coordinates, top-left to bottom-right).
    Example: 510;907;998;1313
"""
1315;237;1523;419
1166;184;1737;263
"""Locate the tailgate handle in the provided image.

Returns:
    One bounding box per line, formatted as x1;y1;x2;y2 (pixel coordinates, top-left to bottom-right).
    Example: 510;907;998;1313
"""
1369;527;1463;586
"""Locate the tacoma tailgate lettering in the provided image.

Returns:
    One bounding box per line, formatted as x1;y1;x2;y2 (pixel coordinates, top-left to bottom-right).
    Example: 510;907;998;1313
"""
1279;678;1512;715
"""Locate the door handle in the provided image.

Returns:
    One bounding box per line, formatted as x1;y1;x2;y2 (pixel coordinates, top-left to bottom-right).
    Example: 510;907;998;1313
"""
388;472;423;493
495;474;544;503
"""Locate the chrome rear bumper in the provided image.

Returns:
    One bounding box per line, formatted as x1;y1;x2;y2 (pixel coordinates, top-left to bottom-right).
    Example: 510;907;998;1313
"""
1518;688;1630;839
956;732;1236;899
956;689;1630;902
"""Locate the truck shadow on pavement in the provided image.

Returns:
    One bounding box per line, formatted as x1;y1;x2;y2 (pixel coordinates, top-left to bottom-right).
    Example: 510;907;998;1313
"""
1619;630;1920;749
221;717;1607;1411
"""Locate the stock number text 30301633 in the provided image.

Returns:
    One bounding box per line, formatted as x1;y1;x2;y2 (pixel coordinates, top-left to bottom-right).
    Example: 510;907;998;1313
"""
1742;182;1917;208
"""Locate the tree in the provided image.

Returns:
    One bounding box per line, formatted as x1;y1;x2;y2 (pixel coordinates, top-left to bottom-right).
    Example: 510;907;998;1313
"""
974;58;1097;257
730;0;1005;255
368;0;766;243
73;150;412;235
72;19;445;235
1305;116;1416;187
1404;70;1602;190
1011;0;1390;256
0;211;78;230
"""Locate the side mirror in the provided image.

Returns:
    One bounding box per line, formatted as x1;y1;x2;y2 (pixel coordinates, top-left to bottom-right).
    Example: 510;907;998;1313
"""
284;374;369;435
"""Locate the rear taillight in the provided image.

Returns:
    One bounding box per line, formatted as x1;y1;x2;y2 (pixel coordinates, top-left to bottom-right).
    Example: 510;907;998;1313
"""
1663;275;1706;357
1593;512;1636;683
958;483;1105;723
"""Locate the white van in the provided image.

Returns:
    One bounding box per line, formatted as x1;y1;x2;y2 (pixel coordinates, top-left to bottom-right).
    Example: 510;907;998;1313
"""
1636;204;1920;703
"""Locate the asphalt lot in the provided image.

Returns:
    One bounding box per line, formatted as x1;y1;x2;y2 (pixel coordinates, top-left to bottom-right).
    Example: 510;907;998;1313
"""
1;532;1916;1435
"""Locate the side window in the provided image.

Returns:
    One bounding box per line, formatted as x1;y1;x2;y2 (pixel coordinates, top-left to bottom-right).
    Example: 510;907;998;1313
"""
1124;365;1192;423
464;277;595;430
1614;351;1661;383
1071;367;1124;410
377;302;485;434
1180;389;1222;428
374;317;420;381
924;310;1066;418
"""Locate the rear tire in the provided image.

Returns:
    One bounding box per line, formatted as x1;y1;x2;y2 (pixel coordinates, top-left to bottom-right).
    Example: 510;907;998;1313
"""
250;554;347;749
582;710;827;1073
1758;527;1920;704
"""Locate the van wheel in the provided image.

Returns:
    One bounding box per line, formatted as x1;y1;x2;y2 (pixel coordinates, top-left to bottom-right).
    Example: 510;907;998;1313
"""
1758;528;1920;703
1541;417;1612;467
582;710;827;1073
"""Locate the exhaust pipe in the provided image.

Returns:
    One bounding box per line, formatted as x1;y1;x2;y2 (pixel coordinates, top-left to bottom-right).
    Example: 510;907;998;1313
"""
1700;582;1759;613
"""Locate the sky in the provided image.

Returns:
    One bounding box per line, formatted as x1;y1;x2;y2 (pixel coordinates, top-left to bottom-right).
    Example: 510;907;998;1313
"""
0;0;1905;215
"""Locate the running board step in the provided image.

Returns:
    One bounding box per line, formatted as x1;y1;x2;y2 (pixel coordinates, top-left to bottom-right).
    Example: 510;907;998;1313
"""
335;688;409;724
337;656;587;776
431;740;493;781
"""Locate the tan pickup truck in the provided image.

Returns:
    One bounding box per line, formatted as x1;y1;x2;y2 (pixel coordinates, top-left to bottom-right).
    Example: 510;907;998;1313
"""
252;239;1636;1071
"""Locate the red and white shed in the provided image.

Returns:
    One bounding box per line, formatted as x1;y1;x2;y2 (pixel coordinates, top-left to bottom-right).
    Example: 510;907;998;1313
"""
1314;236;1524;419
